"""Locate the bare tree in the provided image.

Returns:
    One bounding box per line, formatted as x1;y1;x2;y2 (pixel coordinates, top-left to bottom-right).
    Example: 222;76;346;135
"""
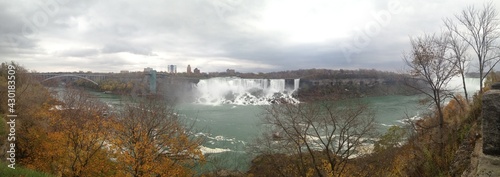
403;34;458;129
443;20;472;102
446;2;500;93
251;100;376;177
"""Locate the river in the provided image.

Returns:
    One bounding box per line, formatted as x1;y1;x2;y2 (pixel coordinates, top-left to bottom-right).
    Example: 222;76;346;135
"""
55;76;482;172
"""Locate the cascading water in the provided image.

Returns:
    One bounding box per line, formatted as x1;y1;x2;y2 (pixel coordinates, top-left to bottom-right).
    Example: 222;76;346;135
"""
194;77;300;105
294;78;300;91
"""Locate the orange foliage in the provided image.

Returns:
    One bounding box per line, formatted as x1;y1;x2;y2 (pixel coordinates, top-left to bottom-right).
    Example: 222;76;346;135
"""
14;91;203;176
111;100;203;177
443;94;468;126
18;91;118;176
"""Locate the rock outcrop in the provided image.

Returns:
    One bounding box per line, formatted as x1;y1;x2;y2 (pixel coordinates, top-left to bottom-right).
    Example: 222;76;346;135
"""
482;87;500;155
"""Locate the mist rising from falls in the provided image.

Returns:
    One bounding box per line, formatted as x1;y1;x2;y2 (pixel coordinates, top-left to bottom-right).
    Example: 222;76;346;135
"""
194;77;300;105
447;77;482;97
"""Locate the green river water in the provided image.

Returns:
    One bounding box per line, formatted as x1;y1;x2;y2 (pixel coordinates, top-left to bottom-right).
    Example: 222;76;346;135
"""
86;90;424;172
60;76;480;173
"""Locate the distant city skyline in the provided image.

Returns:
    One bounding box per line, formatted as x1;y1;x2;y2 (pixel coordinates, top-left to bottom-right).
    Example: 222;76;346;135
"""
1;0;499;73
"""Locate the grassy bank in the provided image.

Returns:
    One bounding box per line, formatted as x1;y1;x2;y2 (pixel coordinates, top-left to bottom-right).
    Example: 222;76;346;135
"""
0;162;54;177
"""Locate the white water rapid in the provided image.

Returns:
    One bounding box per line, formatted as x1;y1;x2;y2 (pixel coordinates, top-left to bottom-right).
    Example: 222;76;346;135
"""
194;77;300;105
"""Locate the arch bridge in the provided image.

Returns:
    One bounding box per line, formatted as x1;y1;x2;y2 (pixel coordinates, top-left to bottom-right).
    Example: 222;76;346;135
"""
32;73;109;85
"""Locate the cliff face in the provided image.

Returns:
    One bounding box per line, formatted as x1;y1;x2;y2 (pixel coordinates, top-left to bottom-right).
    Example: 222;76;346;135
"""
297;78;416;101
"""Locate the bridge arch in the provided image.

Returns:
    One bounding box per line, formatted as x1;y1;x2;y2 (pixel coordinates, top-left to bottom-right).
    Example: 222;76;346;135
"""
41;74;99;85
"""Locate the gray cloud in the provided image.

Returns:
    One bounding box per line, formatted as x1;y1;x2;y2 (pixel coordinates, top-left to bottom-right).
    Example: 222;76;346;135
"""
1;0;498;72
101;41;154;56
58;48;99;57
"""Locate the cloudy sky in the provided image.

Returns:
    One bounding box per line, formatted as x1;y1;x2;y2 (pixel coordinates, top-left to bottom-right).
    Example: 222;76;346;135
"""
0;0;498;73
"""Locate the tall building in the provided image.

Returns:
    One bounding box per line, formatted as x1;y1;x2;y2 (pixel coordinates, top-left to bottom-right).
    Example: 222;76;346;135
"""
168;65;177;73
194;68;200;74
187;65;192;74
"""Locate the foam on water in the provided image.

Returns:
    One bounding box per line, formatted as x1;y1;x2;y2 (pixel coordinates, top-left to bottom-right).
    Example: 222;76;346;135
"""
194;77;300;105
194;132;246;154
199;146;231;154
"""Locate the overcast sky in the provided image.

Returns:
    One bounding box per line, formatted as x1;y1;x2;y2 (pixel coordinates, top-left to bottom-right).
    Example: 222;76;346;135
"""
0;0;498;73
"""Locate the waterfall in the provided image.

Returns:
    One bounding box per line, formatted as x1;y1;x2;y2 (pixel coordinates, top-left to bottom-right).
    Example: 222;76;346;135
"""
269;79;285;93
294;79;300;91
194;77;300;105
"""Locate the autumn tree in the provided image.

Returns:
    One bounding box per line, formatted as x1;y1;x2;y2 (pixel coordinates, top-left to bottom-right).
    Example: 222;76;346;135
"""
0;62;116;176
403;34;462;166
0;62;54;164
0;62;52;123
446;2;500;93
16;88;116;177
112;98;203;177
404;34;458;129
53;88;117;176
250;100;376;177
485;71;500;87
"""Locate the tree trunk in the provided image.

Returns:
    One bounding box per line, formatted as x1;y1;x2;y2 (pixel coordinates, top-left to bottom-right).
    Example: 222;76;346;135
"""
479;56;484;93
461;72;469;102
437;103;444;128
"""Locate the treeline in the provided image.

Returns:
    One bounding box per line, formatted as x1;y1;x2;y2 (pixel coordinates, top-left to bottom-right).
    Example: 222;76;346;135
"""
234;68;405;80
264;68;404;79
72;73;145;95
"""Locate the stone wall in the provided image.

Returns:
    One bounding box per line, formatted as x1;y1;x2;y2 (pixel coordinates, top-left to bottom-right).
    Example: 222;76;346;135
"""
482;83;500;155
